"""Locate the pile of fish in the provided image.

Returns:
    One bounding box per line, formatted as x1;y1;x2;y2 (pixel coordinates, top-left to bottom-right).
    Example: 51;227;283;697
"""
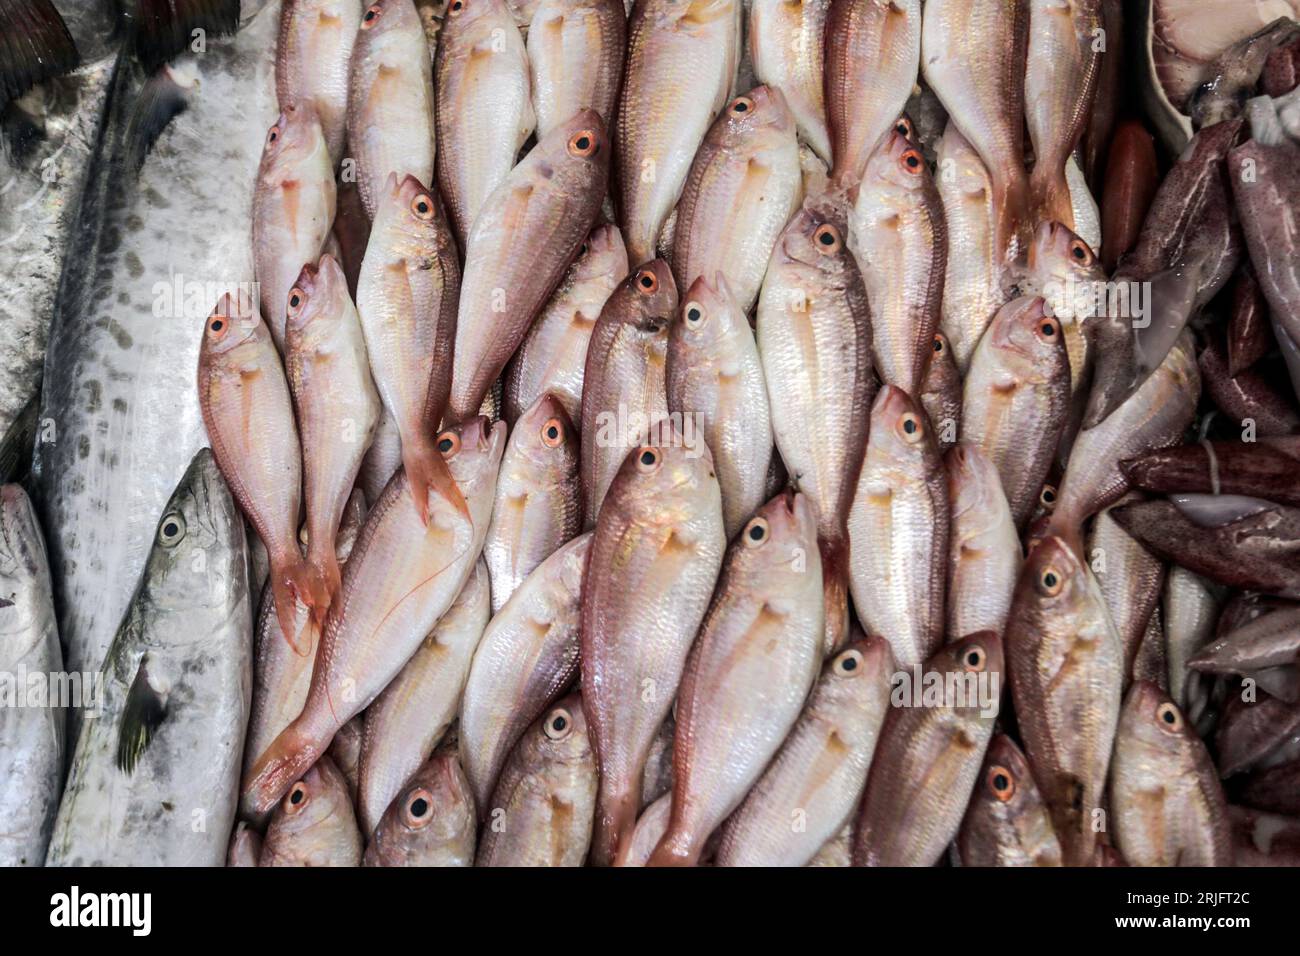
4;0;1300;867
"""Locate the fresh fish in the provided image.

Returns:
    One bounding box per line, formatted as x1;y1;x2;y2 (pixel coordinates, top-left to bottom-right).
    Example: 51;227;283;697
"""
649;492;824;866
460;532;590;811
275;0;361;162
920;332;962;450
504;223;628;426
242;418;504;817
355;172;464;526
526;0;625;136
935;124;1003;373
1024;0;1101;227
284;255;380;616
823;0;922;188
715;636;894;867
670;86;803;313
363;751;477;866
226;821;262;866
852;632;1003;866
582;440;725;865
483;394;582;613
848;129;946;396
32;2;278;699
667;274;773;538
1122;437;1300;507
758;198;873;655
1099;119;1159;272
47;450;252;866
1163;566;1222;715
956;734;1063;867
346;0;435;221
579;260;677;526
1005;535;1122;866
259;755;362;866
921;0;1030;260
1089;497;1166;681
435;0;534;242
945;443;1020;639
749;0;830;162
448;111;610;424
849;386;948;668
1109;680;1233;866
959;296;1070;528
614;0;741;264
356;561;490;833
1189;604;1300;675
476;693;598;866
252;102;336;351
0;484;62;866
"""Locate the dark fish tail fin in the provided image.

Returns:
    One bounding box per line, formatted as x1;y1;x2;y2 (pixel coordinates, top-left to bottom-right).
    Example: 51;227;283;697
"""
130;0;241;74
0;0;78;108
123;63;194;169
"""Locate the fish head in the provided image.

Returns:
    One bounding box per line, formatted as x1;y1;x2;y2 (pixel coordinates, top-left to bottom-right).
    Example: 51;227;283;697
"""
1027;221;1104;321
935;629;1005;717
868;385;937;472
1119;679;1197;763
673;272;743;355
976;733;1035;816
988;295;1066;378
863;128;930;195
608;437;719;529
377;172;455;252
442;0;512;36
531;692;593;767
378;753;476;849
284;254;349;342
512;392;579;474
267;755;353;846
1019;533;1094;620
572;223;629;284
435;416;507;500
358;0;423;44
199;290;268;366
776;198;853;277
622;259;679;333
0;484;46;585
551;108;610;170
731;488;820;582
717;85;795;147
257;102;327;180
819;632;894;709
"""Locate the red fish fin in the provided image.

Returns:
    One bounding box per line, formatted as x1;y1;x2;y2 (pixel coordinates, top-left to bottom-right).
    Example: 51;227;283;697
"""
241;723;322;818
271;555;320;654
1031;165;1077;234
404;438;469;528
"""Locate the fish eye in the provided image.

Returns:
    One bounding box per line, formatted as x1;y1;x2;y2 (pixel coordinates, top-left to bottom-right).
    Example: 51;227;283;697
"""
287;287;306;315
895;117;912;138
635;446;661;473
1039;485;1057;508
410;193;436;220
437;431;460;457
933;335;944;353
266;124;281;146
1069;239;1091;263
578;242;590;257
284;780;310;814
900;148;924;173
544;707;573;740
684;301;705;326
207;316;227;337
362;3;384;25
403;788;434;828
540;417;565;448
635;269;658;294
447;0;464;14
962;644;987;673
1037;317;1060;339
812;223;841;253
742;516;769;548
1156;701;1184;733
833;648;863;676
900;412;923;442
730;96;754;115
987;765;1015;802
567;130;599;157
1039;567;1063;595
158;511;186;548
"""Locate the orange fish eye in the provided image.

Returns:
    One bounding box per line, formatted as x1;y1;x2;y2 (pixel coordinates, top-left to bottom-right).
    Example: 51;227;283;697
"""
266;124;281;146
900;148;924;174
283;780;311;815
932;334;945;354
567;129;599;157
833;648;864;677
436;431;461;457
1069;239;1092;263
812;223;840;253
634;269;658;294
1155;701;1184;733
540;417;565;447
1038;566;1064;596
447;0;465;14
729;96;754;115
544;707;573;740
987;765;1015;802
635;446;661;473
962;644;987;673
362;3;383;26
410;193;435;220
403;788;434;828
207;315;229;339
1037;316;1060;339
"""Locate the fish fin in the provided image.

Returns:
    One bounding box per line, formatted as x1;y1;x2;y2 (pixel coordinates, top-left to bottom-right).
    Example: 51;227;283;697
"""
1031;165;1077;234
115;656;168;775
645;827;700;867
312;548;343;619
130;0;240;74
403;436;470;528
124;64;193;169
0;390;40;484
270;556;318;654
992;169;1031;265
591;786;638;867
241;723;322;818
819;538;850;657
0;0;78;107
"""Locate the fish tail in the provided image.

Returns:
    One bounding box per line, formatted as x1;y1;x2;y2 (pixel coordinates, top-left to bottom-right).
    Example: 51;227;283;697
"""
645;826;701;868
590;786;638;867
404;435;470;528
307;540;342;620
241;722;322;818
0;0;78;107
820;537;851;657
992;167;1031;265
270;553;319;654
130;0;241;74
1031;163;1076;233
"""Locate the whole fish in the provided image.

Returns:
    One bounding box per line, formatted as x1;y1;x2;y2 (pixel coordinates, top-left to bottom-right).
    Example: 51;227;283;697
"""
47;450;252;866
356;561;490;833
435;0;535;242
363;751;477;866
1005;535;1122;866
252;102;336;351
242;418;504;817
935;124;1004;373
355;172;464;526
32;2;278;700
921;0;1030;260
198;292;322;652
715;636;894;867
823;0;922;188
945;443;1020;639
957;734;1063;867
504;223;629;426
526;0;625;136
259;755;363;866
275;0;361;162
670;85;803;313
582;440;725;865
483;394;582;613
1024;0;1101;227
346;0;435;221
579;260;677;526
460;533;590;810
476;693;598;866
448;110;610;424
852;631;1004;866
758;198;873;655
1121;437;1300;508
1089;497;1166;680
667;274;773;538
848;386;949;668
849;129;946;395
649;491;824;866
284;254;380;615
0;484;62;866
226;821;262;866
1109;681;1233;866
960;296;1069;528
614;0;741;264
749;0;830;162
